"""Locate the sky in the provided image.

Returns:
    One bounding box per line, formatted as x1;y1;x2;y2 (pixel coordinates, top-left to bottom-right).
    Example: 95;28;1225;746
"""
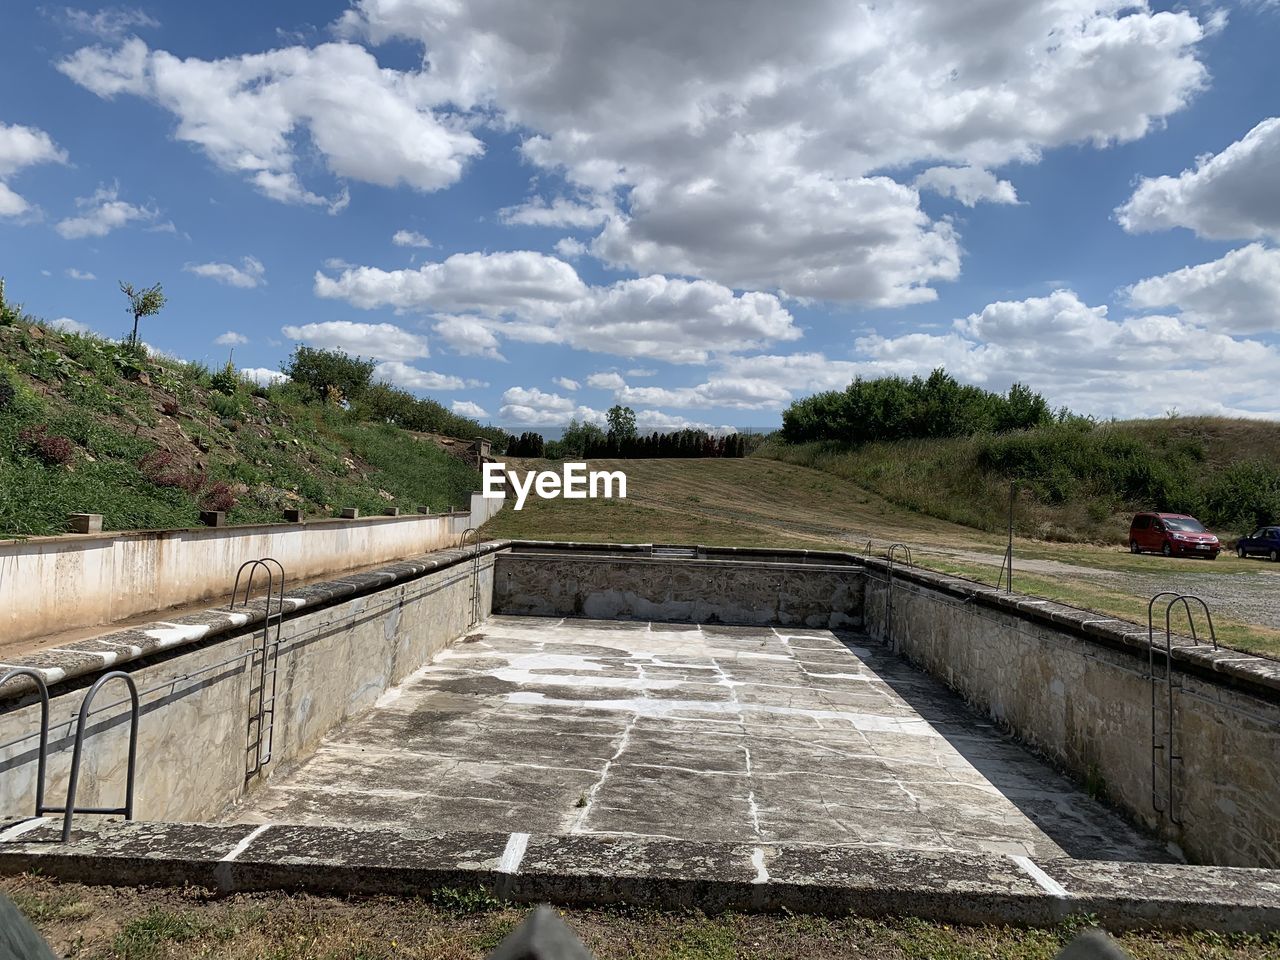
2;1;1279;432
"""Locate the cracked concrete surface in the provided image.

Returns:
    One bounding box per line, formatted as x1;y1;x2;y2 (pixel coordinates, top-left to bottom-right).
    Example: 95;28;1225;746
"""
231;616;1172;863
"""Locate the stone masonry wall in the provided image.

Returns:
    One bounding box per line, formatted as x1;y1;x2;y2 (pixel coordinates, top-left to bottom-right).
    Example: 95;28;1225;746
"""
492;552;864;628
861;562;1280;868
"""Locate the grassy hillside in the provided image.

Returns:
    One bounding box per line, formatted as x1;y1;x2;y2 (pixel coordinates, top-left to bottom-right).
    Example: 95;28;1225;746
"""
482;457;1280;658
757;417;1280;544
0;318;481;538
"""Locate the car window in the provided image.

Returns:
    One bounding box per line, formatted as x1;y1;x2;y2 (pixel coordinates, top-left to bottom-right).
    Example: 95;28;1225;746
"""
1164;518;1206;533
1133;516;1150;529
1253;528;1266;538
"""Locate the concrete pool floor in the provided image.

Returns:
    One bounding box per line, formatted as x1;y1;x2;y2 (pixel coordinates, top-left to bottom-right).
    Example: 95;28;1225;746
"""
232;616;1172;863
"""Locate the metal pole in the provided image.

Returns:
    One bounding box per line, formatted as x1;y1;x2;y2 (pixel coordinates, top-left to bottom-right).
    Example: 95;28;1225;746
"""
1005;481;1015;594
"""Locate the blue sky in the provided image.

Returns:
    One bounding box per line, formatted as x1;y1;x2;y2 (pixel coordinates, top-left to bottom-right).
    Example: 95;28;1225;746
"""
2;1;1279;431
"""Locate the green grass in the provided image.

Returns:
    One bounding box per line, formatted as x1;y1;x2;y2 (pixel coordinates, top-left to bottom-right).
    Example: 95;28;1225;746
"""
6;876;1279;960
0;322;481;537
916;554;1280;659
759;417;1280;545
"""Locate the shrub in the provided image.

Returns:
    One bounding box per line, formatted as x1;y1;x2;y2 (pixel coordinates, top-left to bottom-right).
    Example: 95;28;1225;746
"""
201;481;237;513
209;392;241;419
781;368;1055;446
139;450;204;492
18;425;76;466
0;372;14;411
283;345;375;405
209;361;240;396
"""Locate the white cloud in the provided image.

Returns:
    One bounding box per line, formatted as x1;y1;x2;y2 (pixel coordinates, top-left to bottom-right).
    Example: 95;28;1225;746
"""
0;122;69;218
914;166;1019;207
342;0;1212;303
552;376;579;391
316;251;799;363
375;360;468;390
55;184;161;238
451;399;489;419
1117;117;1280;241
57;39;483;209
847;290;1280;419
57;6;159;40
185;256;266;289
497;384;730;431
241;367;290;387
215;331;249;346
586;372;626;390
554;237;587;258
626;368;656;377
65;268;96;281
392;229;432;248
282;320;430;360
1124;244;1280;334
432;315;505;360
500;197;611;228
50;317;92;334
499;386;602;425
316;250;587;314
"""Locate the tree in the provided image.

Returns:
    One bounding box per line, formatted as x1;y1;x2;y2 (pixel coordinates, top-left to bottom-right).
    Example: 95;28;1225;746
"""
562;418;607;457
119;281;167;352
283;345;375;405
606;404;637;441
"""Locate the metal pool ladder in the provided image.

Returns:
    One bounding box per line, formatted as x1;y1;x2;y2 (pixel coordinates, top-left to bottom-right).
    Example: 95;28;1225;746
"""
0;667;140;842
883;543;913;650
231;558;285;778
459;527;483;626
1147;592;1216;825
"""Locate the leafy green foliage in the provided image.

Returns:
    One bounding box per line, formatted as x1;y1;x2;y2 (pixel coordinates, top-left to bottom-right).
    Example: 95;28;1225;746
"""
0;280;487;536
209;359;240;395
345;380;505;444
119;280;166;351
283;345;375;405
606;403;637;440
782;368;1057;446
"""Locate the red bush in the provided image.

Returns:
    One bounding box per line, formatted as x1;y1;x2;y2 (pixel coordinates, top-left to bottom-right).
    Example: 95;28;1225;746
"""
201;481;237;513
139;450;204;492
18;425;75;466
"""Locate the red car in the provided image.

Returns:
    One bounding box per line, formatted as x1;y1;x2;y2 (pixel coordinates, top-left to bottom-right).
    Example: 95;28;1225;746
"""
1129;512;1220;559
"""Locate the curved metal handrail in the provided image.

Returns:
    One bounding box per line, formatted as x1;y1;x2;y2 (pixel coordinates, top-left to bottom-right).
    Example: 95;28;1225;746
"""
1146;591;1217;824
0;668;50;817
886;543;913;568
57;671;139;842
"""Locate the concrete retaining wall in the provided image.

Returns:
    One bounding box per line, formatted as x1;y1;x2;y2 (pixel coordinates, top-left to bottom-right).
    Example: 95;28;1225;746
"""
0;491;503;644
493;550;864;628
861;562;1280;869
0;547;499;823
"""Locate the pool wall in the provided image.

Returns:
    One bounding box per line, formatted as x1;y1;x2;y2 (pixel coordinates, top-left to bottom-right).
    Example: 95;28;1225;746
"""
860;559;1280;868
0;491;503;645
492;544;864;627
0;546;500;823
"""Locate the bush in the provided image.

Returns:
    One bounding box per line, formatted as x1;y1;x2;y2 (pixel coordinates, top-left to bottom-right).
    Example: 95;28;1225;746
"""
209;361;240;396
1200;461;1280;533
18;425;76;466
0;372;14;411
781;368;1055;446
201;481;237;513
139;450;204;492
283;346;375;405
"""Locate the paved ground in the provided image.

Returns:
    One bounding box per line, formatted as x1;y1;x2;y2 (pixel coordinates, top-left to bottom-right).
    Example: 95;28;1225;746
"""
232;616;1172;863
